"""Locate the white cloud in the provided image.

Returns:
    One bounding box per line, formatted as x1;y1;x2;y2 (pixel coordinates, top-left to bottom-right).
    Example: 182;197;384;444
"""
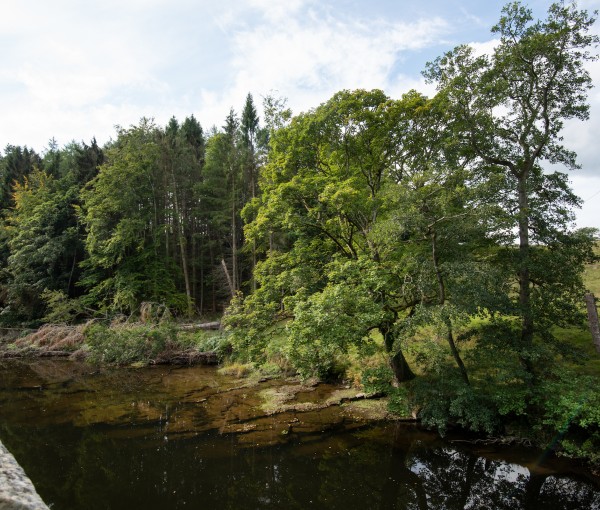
0;0;450;150
570;175;600;230
0;0;177;148
194;1;449;125
247;0;307;23
563;54;600;229
469;38;500;57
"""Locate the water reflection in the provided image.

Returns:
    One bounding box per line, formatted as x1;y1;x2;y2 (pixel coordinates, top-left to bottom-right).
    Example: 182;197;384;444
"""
1;360;598;509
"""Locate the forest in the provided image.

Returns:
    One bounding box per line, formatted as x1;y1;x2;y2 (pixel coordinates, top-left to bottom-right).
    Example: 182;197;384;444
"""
1;1;600;464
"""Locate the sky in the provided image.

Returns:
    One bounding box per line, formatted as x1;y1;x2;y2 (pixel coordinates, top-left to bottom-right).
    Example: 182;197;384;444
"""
1;0;599;228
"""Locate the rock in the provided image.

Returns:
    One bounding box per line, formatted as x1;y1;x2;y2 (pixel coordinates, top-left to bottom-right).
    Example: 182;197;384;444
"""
0;441;49;510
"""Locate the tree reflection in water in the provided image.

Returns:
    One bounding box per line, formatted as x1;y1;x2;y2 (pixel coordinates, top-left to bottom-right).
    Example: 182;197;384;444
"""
313;424;600;510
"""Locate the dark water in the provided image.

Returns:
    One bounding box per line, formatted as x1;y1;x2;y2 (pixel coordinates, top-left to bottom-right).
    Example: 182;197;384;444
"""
1;360;599;510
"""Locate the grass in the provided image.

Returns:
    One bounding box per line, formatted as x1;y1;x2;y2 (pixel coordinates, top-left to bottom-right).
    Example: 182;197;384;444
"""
218;362;255;378
583;242;600;295
572;241;600;375
553;326;600;376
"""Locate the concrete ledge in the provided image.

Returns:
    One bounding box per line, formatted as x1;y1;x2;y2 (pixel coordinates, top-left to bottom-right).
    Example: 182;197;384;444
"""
0;441;49;510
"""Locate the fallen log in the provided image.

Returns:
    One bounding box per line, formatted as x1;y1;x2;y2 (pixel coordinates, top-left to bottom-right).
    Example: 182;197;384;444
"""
178;322;221;331
153;350;219;365
0;349;75;359
38;350;74;358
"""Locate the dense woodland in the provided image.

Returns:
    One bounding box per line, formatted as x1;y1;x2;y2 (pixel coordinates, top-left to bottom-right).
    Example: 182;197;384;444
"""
2;2;600;461
0;93;272;323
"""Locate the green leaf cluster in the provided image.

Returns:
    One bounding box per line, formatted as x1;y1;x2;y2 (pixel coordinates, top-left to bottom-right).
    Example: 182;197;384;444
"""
84;321;177;365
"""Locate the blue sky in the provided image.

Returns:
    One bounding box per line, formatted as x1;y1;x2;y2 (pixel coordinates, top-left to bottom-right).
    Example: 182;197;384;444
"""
1;0;599;227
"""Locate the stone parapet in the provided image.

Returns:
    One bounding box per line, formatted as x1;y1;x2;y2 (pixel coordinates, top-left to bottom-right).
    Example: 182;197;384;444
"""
0;441;49;510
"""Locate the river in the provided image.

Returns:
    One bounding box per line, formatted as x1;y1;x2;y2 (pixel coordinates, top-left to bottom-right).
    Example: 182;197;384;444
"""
1;360;598;509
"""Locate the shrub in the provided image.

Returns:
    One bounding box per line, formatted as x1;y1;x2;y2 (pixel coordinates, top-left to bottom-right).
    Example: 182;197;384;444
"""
218;362;254;378
408;364;503;435
387;386;411;416
177;330;232;357
533;369;600;463
84;322;177;365
361;365;394;395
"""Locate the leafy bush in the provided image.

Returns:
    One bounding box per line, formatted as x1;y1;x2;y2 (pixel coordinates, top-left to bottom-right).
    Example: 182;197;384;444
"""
84;322;177;365
361;365;394;395
176;330;232;358
533;369;600;463
258;362;283;377
41;289;88;324
388;386;411;416
218;362;254;378
409;368;502;435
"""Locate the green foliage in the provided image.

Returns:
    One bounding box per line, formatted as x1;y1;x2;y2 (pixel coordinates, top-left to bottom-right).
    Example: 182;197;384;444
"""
387;386;411;416
286;280;385;379
533;368;600;463
425;1;599;378
176;329;232;358
230;89;444;383
410;368;502;435
223;289;284;361
41;289;87;324
0;145;41;212
361;365;394;395
84;322;177;365
3;169;83;323
258;362;284;378
0;2;598;467
79;119;199;315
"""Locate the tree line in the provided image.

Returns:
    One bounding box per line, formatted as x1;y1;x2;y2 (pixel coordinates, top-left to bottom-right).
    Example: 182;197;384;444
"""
0;93;275;325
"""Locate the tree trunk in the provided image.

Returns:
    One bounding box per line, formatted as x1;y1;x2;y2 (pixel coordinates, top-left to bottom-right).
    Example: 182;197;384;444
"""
209;241;216;313
221;258;235;298
251;161;257;293
199;240;204;315
382;322;415;383
171;167;193;316
179;321;221;330
445;322;469;385
517;175;534;374
192;221;197;303
252;240;257;293
585;293;600;353
231;174;238;293
431;231;470;385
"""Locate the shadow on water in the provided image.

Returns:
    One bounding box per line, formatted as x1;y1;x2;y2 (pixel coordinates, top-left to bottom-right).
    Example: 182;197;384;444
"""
1;360;599;510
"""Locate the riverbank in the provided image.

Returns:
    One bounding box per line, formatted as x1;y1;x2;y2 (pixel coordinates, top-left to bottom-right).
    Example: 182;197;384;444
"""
0;322;223;366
